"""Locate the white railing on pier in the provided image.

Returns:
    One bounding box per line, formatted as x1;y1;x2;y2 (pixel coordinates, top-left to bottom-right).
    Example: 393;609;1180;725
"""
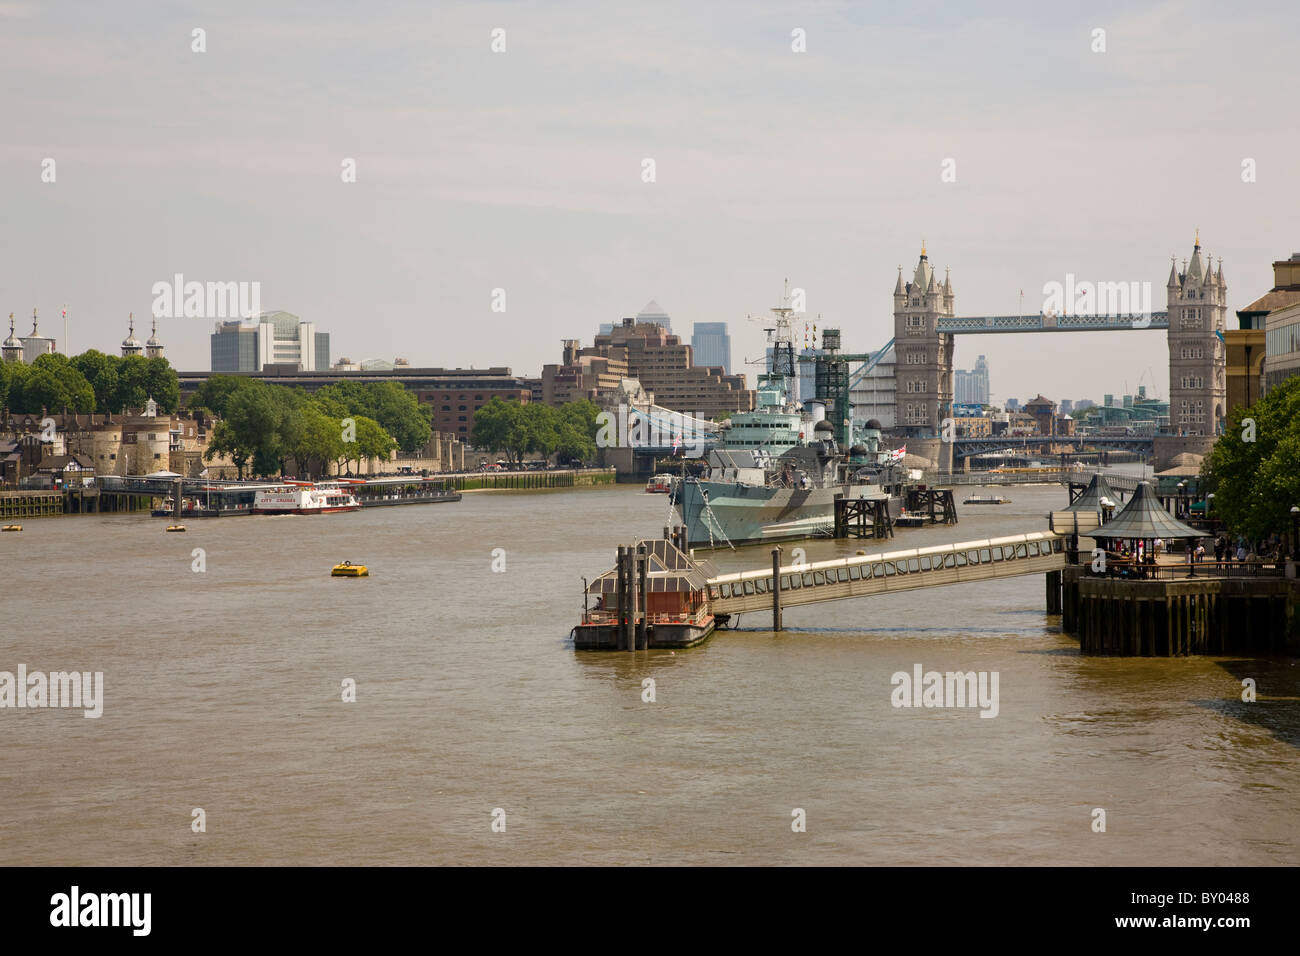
707;531;1067;614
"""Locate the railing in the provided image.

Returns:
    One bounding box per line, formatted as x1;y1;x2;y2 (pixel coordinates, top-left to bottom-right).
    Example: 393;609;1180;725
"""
709;531;1067;612
582;609;710;626
1081;559;1287;581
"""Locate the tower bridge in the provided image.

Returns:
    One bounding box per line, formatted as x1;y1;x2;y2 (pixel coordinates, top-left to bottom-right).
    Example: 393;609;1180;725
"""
853;236;1228;472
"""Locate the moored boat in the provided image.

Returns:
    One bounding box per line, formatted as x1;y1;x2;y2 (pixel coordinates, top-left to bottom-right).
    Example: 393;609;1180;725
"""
253;481;361;515
645;474;674;494
963;494;1011;505
574;533;718;649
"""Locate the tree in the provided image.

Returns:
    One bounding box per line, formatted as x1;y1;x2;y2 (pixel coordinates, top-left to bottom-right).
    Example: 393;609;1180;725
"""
296;405;345;478
20;354;94;413
1201;376;1300;541
0;360;27;412
345;415;396;473
470;398;530;465
143;357;181;412
189;374;253;417
204;420;250;479
70;350;119;413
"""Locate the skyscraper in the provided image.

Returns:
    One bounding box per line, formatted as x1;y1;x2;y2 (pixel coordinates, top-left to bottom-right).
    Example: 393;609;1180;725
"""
210;311;330;372
954;354;990;405
691;322;732;373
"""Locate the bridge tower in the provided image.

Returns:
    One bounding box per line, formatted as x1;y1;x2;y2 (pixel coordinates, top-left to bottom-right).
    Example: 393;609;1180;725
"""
1155;233;1227;468
892;242;955;471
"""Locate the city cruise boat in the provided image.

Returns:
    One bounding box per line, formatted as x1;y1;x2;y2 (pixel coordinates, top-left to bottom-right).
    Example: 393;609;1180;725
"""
253;481;361;515
645;474;674;494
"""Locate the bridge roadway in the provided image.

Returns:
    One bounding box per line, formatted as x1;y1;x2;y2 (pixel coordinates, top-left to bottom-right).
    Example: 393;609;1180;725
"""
706;530;1066;615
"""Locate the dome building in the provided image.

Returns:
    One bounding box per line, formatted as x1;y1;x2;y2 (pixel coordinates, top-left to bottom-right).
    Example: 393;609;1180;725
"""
2;313;22;363
145;319;164;359
121;314;143;358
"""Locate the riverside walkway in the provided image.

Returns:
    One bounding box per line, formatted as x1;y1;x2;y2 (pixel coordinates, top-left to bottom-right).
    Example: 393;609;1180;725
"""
707;530;1067;615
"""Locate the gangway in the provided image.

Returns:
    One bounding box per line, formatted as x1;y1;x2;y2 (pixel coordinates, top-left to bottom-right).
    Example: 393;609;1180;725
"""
707;530;1066;615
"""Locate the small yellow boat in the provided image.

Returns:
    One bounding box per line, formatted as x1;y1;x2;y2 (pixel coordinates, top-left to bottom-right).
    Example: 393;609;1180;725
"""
1;524;21;532
331;561;369;577
166;525;187;532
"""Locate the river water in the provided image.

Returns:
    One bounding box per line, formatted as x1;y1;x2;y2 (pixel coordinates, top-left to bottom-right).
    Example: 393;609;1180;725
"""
2;482;1298;865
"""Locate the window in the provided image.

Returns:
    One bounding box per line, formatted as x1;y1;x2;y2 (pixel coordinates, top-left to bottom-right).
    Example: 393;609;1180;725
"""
743;581;755;595
979;549;991;563
837;568;850;582
755;578;767;594
781;575;793;589
873;564;884;577
458;416;467;422
908;559;920;573
920;557;932;571
458;405;467;411
813;572;825;585
803;573;815;587
883;563;896;576
944;554;956;568
720;584;731;598
849;566;861;580
967;550;980;564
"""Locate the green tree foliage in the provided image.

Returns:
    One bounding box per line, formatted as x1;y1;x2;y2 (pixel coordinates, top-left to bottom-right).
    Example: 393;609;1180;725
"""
315;380;431;452
188;374;252;417
18;354;95;413
70;350;119;413
1;350;180;415
470;398;600;466
1201;376;1300;541
196;378;402;478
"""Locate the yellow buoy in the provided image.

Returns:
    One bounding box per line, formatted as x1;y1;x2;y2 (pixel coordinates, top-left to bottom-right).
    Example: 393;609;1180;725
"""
331;561;369;577
166;525;187;532
1;524;21;532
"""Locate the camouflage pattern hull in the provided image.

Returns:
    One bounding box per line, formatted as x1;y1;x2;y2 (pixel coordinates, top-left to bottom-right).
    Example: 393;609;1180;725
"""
676;479;896;547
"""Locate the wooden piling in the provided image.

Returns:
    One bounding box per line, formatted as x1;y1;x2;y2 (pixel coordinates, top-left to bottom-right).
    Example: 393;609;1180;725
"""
771;546;783;632
636;544;648;650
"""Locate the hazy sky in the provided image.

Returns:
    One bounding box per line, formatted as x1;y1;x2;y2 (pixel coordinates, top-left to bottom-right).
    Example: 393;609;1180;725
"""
4;0;1298;405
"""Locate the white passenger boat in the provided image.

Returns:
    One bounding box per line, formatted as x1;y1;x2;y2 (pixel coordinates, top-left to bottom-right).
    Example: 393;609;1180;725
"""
253;481;361;515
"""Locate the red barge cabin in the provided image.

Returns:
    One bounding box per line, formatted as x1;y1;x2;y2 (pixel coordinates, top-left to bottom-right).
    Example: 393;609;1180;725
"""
574;531;718;650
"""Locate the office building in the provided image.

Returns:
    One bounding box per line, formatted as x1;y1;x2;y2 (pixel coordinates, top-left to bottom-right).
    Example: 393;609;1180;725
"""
691;322;732;374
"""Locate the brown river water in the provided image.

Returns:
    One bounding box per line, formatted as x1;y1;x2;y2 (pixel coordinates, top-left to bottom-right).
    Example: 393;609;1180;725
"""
2;483;1298;865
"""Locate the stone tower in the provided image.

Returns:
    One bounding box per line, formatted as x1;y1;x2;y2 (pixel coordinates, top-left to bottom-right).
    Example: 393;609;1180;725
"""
121;313;143;358
1158;233;1227;465
1;313;21;363
892;243;955;470
145;319;164;359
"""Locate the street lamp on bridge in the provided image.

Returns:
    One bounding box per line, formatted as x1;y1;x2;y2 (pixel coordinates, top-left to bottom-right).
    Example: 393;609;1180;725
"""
1291;505;1299;561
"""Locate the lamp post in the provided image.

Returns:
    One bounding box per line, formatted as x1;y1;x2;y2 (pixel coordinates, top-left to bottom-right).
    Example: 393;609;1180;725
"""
1176;481;1186;518
1291;505;1299;561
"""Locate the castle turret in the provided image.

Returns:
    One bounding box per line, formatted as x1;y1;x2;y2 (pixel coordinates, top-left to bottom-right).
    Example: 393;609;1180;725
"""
1;313;21;363
145;319;164;359
121;313;143;357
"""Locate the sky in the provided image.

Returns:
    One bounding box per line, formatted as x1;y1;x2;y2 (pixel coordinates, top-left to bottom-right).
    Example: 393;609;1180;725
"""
3;0;1299;406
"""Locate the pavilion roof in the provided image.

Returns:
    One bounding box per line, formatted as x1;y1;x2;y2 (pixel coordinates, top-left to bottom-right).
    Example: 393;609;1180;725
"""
1089;481;1203;540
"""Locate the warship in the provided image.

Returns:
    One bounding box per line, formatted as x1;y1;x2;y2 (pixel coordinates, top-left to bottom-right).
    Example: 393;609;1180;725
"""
672;291;911;547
